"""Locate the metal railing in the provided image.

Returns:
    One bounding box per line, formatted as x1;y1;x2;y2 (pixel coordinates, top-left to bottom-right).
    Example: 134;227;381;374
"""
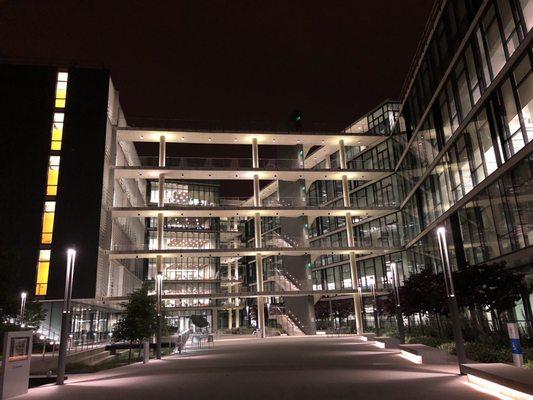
132;156;389;171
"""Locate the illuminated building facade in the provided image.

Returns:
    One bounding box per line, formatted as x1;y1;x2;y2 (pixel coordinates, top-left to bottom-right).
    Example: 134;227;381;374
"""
2;0;532;339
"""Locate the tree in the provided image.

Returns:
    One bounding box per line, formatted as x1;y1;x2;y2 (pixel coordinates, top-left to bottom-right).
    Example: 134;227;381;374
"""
454;262;529;330
332;298;354;325
113;285;158;362
23;299;46;329
190;315;208;329
0;247;46;332
314;301;330;321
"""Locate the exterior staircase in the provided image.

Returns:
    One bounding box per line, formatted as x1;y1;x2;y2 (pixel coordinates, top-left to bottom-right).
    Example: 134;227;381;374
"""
269;306;305;336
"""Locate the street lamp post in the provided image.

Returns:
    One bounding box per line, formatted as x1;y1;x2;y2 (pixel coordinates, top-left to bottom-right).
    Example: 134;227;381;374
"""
390;262;405;344
436;227;467;372
57;248;76;385
20;292;27;326
370;279;380;337
156;273;163;359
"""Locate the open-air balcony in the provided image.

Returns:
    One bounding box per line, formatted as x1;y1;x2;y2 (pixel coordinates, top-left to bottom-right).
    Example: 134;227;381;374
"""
113;156;392;181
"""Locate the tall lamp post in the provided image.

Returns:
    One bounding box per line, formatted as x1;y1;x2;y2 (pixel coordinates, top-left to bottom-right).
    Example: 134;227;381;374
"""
156;273;163;359
370;278;380;337
436;227;466;372
57;248;76;385
20;291;27;326
390;262;405;344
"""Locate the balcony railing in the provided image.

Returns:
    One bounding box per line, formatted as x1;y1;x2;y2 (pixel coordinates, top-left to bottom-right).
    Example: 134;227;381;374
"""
113;195;398;209
132;156;389;171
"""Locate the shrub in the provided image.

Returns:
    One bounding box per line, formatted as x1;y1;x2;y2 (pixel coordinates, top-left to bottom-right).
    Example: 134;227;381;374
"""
465;342;511;363
438;341;512;363
438;342;456;355
406;336;447;347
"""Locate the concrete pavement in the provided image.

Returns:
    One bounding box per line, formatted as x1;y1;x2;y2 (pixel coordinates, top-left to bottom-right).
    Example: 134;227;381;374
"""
19;335;494;400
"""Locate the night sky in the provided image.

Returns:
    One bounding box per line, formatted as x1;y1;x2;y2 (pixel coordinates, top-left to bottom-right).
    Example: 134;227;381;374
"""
1;0;435;195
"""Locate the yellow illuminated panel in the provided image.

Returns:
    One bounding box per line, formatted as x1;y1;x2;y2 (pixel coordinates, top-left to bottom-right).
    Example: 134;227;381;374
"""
35;284;47;296
46;167;59;195
51;116;64;150
41;202;55;244
36;72;68;295
46;156;60;196
35;250;51;295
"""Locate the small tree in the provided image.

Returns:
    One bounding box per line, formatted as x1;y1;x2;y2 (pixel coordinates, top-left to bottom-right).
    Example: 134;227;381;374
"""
113;285;157;362
24;300;46;329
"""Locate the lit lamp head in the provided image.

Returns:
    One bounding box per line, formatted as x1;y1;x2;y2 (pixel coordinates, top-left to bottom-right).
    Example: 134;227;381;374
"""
21;292;27;300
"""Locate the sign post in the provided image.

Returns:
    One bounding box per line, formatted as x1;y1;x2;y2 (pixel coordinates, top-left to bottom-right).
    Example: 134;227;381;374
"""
507;322;523;368
0;330;33;399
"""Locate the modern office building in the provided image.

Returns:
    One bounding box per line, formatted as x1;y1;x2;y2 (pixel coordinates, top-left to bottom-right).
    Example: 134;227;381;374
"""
2;0;532;339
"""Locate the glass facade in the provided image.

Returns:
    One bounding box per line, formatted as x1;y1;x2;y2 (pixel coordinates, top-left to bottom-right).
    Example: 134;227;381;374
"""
310;0;532;318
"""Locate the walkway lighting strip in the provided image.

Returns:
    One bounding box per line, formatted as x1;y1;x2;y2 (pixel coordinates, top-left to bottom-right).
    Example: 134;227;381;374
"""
35;71;68;296
465;374;532;400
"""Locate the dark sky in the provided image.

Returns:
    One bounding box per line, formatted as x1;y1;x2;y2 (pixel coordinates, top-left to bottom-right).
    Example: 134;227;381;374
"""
1;0;434;129
1;0;435;196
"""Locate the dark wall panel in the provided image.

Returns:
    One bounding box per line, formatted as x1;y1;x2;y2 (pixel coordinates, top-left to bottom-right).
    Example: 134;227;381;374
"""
48;68;109;300
0;64;56;295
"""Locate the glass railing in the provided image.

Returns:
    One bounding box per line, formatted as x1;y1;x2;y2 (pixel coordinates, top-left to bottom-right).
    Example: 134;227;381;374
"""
129;156;388;170
110;239;389;252
112;195;397;209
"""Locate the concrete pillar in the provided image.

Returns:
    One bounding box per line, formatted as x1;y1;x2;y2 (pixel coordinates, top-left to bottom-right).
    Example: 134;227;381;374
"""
253;175;261;207
251;138;265;337
228;262;233;329
212;309;218;333
234;259;240;328
155;135;166;358
159;135;166;167
252;138;259;169
339;140;363;335
254;211;265;337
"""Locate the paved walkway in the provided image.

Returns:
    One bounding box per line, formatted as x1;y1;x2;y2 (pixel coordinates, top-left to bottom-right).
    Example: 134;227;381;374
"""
20;336;493;400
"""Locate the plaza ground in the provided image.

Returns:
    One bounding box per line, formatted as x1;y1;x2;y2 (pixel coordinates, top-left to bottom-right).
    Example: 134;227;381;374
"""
19;335;494;400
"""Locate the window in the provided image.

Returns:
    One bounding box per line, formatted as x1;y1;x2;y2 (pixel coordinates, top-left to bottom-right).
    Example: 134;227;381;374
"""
51;113;64;150
55;72;68;108
41;201;55;244
35;250;51;295
483;6;506;77
499;78;525;158
46;156;61;196
514;55;533;143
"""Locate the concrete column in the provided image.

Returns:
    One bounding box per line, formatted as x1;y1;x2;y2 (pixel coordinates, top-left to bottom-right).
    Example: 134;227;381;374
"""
155;135;166;359
253;175;261;207
157;134;166;261
228;262;233;329
338;139;347;169
252;138;259;169
339;140;363;335
212;309;218;333
254;212;265;338
234;259;240;328
159;135;166;167
252;138;265;337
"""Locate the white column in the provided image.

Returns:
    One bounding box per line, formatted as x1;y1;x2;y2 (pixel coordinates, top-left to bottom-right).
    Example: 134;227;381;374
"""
339;140;363;334
254;212;265;338
228;262;233;329
234;259;240;328
159;135;166;167
252;138;259;169
252;137;265;337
